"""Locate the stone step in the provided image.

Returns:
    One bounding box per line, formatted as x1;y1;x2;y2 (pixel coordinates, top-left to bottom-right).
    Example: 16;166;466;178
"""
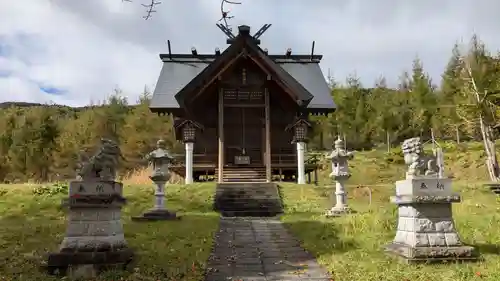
221;169;266;173
215;196;280;201
213;182;283;217
215;168;267;183
216;182;278;188
220;210;281;217
221;178;267;183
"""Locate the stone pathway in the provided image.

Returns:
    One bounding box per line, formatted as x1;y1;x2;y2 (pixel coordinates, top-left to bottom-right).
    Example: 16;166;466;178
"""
205;217;331;281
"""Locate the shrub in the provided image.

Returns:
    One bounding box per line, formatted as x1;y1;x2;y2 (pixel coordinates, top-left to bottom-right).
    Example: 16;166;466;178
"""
32;182;68;196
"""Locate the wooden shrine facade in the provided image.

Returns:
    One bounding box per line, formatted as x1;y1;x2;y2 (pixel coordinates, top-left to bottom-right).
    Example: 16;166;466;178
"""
150;25;336;182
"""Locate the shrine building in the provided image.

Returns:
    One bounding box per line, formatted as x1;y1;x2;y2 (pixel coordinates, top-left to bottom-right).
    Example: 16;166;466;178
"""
149;24;336;184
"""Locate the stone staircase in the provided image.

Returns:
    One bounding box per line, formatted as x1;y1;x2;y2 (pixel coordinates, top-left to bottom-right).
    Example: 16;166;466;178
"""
215;166;266;182
213;182;283;217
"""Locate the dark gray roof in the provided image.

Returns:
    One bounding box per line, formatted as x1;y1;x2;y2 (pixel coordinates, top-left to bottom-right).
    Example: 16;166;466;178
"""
279;63;335;109
150;55;335;111
151;60;210;109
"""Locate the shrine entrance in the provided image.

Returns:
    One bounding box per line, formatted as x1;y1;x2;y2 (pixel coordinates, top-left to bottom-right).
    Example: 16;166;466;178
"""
223;93;265;167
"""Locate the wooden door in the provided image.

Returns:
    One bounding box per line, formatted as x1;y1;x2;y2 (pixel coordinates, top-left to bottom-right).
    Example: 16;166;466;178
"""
224;106;264;166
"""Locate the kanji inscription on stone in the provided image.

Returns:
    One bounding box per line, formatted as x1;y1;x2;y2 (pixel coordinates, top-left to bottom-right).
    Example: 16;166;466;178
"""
437;182;445;190
420;183;428;189
96;184;104;193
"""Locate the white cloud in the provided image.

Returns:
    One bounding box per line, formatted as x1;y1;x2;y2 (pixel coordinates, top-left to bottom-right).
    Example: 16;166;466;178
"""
0;0;500;106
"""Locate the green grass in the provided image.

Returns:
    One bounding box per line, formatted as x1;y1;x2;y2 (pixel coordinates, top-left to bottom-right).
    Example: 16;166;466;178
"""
280;182;500;281
0;183;218;281
0;145;499;280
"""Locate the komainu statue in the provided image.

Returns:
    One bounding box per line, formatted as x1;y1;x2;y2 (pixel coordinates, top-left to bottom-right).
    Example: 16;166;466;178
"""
402;137;439;178
77;138;122;181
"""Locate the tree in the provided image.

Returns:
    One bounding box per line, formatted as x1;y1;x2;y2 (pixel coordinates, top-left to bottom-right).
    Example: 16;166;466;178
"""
458;35;500;182
6;107;59;182
439;43;465;142
119;89;178;171
409;57;436;139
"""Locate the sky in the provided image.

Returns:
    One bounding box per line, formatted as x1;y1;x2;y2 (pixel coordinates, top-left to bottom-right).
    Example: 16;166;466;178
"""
0;0;499;106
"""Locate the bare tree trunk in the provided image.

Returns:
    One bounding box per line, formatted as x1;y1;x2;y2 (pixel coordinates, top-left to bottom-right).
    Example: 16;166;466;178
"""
480;118;500;181
465;63;500;182
386;130;390;153
455;126;460;144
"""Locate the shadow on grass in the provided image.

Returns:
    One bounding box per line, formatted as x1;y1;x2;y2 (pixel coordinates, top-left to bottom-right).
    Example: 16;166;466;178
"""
281;215;358;257
476;243;500;255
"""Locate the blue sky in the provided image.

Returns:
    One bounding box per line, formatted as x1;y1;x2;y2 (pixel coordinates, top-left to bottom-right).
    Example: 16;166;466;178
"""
1;0;500;106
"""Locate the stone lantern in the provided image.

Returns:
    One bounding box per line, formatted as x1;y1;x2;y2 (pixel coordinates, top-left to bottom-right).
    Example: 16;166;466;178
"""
325;137;354;217
286;118;311;184
132;139;179;221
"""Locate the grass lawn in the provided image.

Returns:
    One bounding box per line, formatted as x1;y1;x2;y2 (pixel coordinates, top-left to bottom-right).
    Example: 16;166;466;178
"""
0;183;219;281
280;182;500;281
0;145;498;280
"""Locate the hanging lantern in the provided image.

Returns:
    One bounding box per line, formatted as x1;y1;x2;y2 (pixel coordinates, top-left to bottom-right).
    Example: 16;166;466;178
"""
182;124;196;143
294;122;308;142
285;118;311;143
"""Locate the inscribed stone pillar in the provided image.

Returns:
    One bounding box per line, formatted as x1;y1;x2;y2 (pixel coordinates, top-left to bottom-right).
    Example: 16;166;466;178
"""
385;137;478;262
46;139;133;278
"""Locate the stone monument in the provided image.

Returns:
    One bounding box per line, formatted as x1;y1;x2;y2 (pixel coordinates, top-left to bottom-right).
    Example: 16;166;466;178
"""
325;137;355;217
46;138;134;278
385;137;478;262
132;139;179;221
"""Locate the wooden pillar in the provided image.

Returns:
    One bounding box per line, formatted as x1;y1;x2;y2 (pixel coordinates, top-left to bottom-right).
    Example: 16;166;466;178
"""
217;88;224;183
264;88;272;182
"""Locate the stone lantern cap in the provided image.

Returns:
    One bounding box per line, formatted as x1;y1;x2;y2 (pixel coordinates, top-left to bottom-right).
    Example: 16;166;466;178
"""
327;137;354;160
146;139;174;182
147;140;174;160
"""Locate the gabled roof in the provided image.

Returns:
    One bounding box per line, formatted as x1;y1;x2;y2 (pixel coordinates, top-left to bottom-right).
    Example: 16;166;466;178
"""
150;25;336;113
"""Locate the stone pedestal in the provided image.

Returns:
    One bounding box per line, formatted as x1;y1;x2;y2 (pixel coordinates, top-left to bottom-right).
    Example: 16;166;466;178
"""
326;179;353;217
47;180;134;278
385;177;478;262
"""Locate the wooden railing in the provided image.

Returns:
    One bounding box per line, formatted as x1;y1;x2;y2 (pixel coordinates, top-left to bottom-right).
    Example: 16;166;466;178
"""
171;154;217;166
271;153;296;165
171;152;319;166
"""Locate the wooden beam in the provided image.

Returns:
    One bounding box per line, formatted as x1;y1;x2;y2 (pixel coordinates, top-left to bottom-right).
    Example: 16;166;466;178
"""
189;51;246;103
223;103;265;108
265;88;272;182
217;87;224;183
248;55;301;104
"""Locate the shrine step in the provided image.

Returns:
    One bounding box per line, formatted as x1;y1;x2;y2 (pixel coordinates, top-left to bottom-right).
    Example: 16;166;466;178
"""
215;167;267;182
213;182;283;217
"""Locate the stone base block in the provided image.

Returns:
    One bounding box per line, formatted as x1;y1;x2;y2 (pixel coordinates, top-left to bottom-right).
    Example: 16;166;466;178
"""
385;242;478;263
46;247;134;277
131;209;180;221
325;206;355;217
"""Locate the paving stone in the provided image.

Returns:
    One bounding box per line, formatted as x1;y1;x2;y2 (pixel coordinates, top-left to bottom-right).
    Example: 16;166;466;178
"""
204;217;330;281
